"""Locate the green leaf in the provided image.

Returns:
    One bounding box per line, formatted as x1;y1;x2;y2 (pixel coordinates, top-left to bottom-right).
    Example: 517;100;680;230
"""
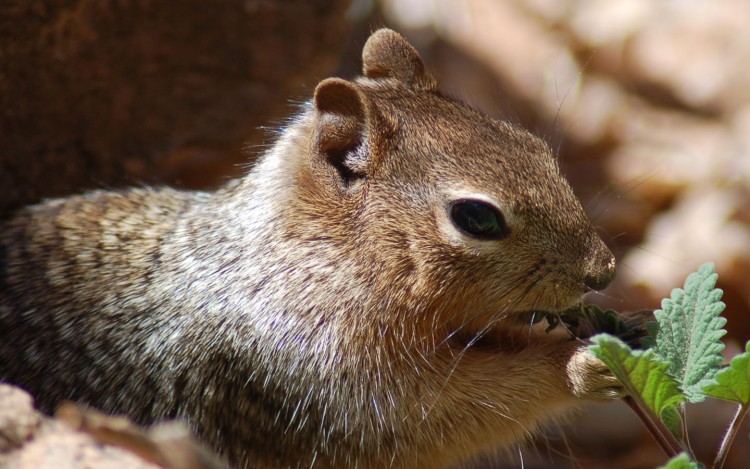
704;341;750;404
657;452;699;469
590;334;686;423
660;406;684;439
648;263;727;402
642;321;659;349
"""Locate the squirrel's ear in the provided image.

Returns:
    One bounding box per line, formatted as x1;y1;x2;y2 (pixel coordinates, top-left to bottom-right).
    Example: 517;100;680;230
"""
362;28;437;91
313;78;370;187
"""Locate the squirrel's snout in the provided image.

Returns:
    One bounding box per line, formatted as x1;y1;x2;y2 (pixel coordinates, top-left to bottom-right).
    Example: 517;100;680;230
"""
583;251;616;291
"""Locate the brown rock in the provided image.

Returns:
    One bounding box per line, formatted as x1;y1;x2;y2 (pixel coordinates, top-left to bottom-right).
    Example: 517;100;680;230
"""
0;384;222;468
0;384;41;452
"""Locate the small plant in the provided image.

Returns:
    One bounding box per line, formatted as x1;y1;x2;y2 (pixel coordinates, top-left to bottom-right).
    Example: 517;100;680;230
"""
588;263;750;468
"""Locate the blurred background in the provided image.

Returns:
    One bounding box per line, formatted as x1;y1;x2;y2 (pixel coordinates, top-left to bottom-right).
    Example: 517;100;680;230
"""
2;0;749;467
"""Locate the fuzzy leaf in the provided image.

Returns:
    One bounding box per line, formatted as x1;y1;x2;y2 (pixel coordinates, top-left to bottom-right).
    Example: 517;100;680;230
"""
704;341;750;404
590;334;686;424
648;263;727;402
657;452;699;469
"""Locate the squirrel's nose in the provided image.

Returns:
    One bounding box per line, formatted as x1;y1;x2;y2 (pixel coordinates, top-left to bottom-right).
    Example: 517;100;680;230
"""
584;255;616;291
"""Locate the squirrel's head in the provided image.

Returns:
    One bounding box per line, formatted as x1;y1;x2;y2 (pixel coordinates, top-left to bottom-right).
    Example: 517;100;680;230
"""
291;28;615;339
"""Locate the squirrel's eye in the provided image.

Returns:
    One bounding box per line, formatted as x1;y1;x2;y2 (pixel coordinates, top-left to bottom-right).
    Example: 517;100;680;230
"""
449;200;508;240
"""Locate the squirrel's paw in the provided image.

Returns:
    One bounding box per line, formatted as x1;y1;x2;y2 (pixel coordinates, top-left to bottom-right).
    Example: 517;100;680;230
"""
566;346;624;401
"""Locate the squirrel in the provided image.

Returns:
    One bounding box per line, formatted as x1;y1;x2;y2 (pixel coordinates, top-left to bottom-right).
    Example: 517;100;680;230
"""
0;29;625;468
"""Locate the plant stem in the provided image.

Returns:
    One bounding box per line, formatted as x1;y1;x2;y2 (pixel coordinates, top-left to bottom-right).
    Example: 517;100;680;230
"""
679;404;696;461
713;402;750;469
623;396;683;457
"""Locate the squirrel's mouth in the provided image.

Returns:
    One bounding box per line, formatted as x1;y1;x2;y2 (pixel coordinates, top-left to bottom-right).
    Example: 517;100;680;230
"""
446;307;592;353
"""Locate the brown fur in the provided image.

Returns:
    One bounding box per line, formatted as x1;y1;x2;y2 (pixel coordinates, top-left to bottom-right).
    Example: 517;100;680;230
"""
0;29;620;468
